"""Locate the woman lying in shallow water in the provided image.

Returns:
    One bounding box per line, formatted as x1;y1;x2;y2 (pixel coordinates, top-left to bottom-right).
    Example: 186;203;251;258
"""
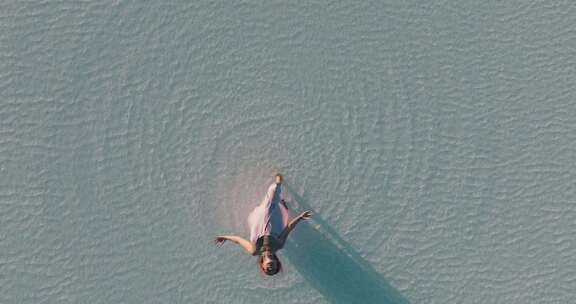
215;174;312;276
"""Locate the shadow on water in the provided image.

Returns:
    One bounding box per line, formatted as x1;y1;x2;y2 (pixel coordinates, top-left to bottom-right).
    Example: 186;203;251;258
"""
283;186;410;304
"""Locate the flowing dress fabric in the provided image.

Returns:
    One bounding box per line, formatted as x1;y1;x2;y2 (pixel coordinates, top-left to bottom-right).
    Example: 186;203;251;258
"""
248;183;289;245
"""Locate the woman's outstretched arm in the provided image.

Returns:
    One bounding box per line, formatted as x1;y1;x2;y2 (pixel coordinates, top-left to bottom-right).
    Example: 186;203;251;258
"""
278;210;313;246
214;235;256;255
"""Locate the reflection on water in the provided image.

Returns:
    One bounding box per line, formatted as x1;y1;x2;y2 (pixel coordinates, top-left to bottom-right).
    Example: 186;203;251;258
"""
283;187;410;304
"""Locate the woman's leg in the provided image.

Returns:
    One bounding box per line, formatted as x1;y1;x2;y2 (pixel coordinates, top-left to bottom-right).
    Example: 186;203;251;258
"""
258;183;281;208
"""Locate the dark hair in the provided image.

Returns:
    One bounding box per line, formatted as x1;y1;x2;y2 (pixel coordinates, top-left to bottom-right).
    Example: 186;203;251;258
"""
258;253;282;276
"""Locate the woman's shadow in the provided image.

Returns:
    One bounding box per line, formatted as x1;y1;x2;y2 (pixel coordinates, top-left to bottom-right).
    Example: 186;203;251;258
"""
283;186;410;304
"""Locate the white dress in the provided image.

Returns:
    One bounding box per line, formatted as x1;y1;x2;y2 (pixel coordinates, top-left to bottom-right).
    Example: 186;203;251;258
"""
247;183;289;245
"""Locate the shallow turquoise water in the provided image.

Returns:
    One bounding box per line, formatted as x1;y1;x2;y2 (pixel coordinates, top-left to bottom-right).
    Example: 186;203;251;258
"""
1;1;575;303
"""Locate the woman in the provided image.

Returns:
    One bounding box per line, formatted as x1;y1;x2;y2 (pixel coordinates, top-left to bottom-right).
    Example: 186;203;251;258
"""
215;174;312;276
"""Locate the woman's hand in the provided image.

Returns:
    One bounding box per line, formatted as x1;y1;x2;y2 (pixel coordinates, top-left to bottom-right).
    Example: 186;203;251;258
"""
278;211;314;245
214;235;255;255
214;236;227;246
299;210;313;220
